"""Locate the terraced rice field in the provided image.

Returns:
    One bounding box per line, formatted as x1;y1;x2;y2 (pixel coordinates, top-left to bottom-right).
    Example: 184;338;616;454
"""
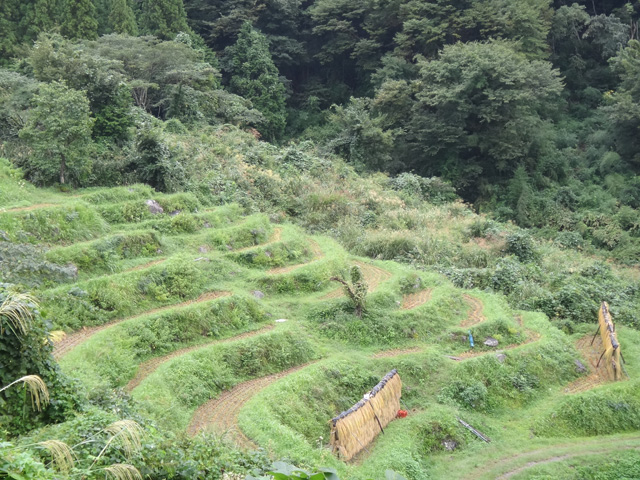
5;187;636;480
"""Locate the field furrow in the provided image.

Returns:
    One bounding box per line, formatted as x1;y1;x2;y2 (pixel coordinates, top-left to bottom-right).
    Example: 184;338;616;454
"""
320;260;392;299
401;289;433;310
267;239;324;275
372;346;422;358
187;363;314;446
563;334;625;394
126;324;275;391
460;294;486;327
52;291;232;359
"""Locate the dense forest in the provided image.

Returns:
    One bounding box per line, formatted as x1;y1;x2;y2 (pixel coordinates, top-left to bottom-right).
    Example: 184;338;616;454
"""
2;1;640;479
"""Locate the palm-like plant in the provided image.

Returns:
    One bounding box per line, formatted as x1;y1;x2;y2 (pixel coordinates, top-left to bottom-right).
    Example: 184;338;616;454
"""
0;291;37;336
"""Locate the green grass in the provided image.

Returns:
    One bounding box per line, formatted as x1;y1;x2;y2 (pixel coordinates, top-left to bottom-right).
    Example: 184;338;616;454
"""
3;165;639;479
131;323;319;431
59;294;270;390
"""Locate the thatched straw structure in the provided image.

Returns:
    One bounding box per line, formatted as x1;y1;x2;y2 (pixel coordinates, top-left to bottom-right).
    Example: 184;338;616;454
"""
598;302;623;381
329;369;402;461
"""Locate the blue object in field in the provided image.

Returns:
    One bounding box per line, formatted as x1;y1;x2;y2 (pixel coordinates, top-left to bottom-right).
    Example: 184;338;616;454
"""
468;330;474;348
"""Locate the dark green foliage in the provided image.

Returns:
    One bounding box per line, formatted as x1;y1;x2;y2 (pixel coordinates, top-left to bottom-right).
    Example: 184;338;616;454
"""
0;242;78;287
139;0;189;39
226;22;287;140
109;0;138;35
28;34;134;142
408;40;563;196
0;289;80;435
60;0;98;40
133;125;187;192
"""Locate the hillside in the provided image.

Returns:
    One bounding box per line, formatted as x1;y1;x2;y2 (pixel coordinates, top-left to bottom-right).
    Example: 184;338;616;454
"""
2;142;640;478
2;1;640;477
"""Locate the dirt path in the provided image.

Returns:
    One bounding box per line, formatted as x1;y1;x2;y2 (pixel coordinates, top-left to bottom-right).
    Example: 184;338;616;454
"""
124;258;167;273
451;328;542;361
496;445;640;479
236;227;282;253
320;260;392;300
466;435;640;480
126;324;274;391
53;291;232;359
460;294;486;327
401;289;433;310
372;346;422;358
187;362;315;447
563;334;619;394
3;203;57;213
267;239;324;275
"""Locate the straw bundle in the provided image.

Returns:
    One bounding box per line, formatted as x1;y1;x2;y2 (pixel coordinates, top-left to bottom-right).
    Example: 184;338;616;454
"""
598;302;623;381
329;370;402;461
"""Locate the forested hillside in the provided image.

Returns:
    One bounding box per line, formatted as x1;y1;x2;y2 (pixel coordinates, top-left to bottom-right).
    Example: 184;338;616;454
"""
1;1;640;479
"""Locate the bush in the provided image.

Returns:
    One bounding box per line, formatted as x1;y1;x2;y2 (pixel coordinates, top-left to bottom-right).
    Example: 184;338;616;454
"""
504;231;537;262
0;205;108;244
45;231;162;274
535;381;640;437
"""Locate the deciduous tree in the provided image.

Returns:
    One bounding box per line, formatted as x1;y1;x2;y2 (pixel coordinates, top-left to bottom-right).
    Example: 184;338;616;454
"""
19;82;95;186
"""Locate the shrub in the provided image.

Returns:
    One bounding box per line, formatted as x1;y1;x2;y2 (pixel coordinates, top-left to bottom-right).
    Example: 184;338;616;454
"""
504;231;537;262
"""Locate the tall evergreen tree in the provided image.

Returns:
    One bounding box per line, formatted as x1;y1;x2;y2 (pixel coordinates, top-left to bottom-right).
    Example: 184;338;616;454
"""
109;0;138;35
19;0;59;43
0;0;19;62
227;22;287;140
140;0;189;39
60;0;98;40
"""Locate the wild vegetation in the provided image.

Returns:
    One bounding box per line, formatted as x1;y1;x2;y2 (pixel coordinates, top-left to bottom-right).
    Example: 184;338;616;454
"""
1;0;640;479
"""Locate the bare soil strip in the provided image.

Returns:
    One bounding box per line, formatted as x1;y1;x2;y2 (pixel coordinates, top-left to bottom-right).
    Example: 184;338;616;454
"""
267;239;324;275
372;346;423;358
401;289;433;310
460;294;486;327
124;258;167;273
563;334;623;394
53;291;232;359
126;324;274;391
236;227;282;253
320;260;392;300
187;362;315;448
454;329;542;360
3;203;57;213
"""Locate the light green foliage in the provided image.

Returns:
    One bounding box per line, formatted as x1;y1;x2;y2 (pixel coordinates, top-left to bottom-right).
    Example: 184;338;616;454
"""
227;22;287;140
60;295;269;389
139;0;189;39
0;204;108;244
45;230;163;275
535;381;640;437
19;82;95;186
132;327;317;431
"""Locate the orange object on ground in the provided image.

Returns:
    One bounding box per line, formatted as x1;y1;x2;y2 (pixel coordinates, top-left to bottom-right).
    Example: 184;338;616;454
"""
397;409;408;418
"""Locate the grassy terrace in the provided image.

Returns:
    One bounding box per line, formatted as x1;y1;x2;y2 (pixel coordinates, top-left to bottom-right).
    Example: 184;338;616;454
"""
2;168;639;479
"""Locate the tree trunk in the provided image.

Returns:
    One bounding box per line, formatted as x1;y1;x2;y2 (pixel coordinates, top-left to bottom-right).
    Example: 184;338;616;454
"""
60;154;66;184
